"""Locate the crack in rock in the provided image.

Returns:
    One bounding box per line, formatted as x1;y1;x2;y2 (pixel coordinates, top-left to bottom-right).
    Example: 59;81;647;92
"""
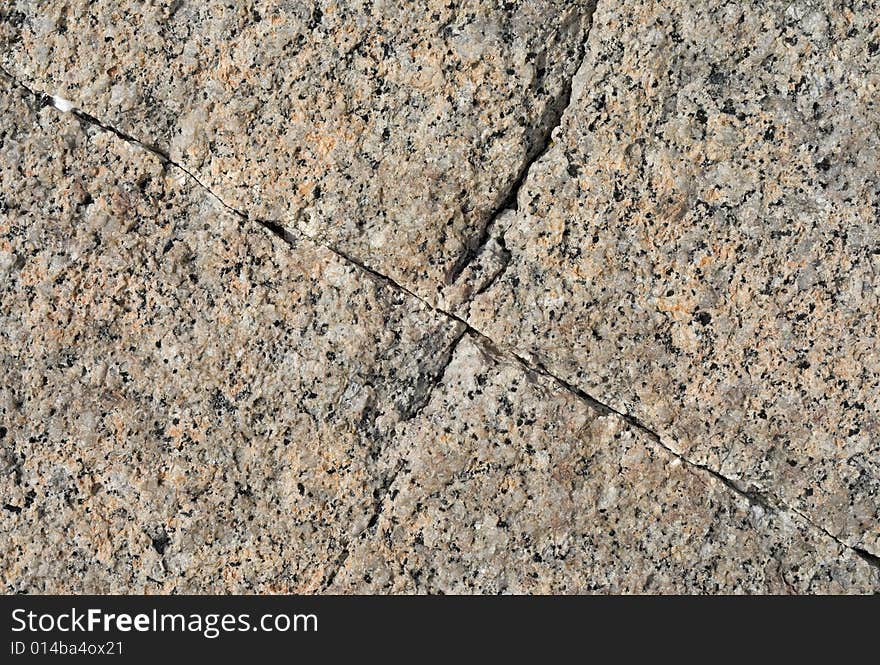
4;46;875;580
322;327;469;590
2;66;255;226
514;359;880;573
445;1;599;293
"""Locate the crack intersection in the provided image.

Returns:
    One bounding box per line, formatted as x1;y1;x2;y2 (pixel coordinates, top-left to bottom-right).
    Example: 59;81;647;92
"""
321;326;469;590
3;33;877;581
446;2;598;291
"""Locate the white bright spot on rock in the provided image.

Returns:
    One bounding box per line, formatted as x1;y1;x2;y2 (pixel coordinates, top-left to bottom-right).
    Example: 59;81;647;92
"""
50;95;74;113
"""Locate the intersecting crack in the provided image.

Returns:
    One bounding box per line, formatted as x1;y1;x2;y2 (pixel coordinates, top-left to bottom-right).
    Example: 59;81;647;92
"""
321;326;468;591
4;55;877;579
445;0;599;291
300;240;880;576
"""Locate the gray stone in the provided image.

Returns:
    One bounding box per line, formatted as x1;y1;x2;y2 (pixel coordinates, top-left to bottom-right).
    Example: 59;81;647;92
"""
330;336;879;593
2;0;595;303
0;80;462;592
2;0;879;594
465;0;880;557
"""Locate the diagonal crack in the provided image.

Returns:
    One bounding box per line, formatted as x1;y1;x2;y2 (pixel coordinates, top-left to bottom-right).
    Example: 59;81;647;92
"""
322;325;469;591
295;240;880;576
2;65;262;228
446;0;599;289
4;52;877;579
500;352;880;574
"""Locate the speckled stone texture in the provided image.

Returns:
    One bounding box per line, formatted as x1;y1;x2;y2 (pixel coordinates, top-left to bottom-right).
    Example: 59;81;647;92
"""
465;0;880;558
331;337;877;593
2;0;880;594
2;0;594;303
0;83;462;592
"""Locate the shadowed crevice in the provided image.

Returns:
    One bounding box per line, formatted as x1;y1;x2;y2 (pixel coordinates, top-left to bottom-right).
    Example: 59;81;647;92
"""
445;0;600;289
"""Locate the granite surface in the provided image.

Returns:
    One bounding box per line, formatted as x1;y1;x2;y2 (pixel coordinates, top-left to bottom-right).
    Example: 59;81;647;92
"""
2;0;594;303
464;0;880;559
331;336;877;593
0;82;462;592
2;0;879;593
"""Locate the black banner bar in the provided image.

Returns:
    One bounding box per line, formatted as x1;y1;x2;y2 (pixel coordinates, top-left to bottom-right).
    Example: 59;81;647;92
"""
1;595;876;660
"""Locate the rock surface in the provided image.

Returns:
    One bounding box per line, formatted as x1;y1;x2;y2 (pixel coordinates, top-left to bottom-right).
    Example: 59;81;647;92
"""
465;0;880;558
0;81;462;592
332;336;878;593
2;0;879;593
2;0;594;303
